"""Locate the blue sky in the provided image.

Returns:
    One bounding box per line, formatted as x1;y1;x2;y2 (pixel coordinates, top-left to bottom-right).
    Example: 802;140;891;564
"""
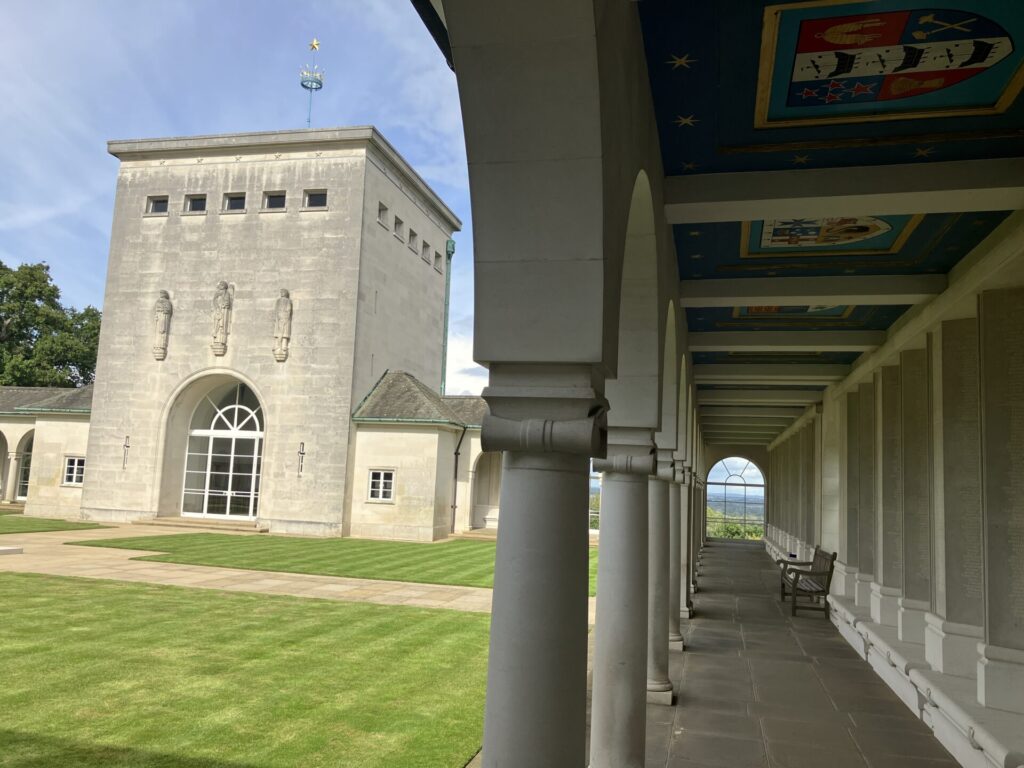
0;0;488;394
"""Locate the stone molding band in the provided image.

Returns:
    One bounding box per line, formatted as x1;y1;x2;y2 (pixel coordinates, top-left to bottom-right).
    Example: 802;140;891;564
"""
481;412;607;455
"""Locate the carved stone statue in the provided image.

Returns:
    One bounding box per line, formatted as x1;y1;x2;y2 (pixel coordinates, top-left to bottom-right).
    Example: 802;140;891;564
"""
273;288;293;362
152;290;173;361
210;281;232;356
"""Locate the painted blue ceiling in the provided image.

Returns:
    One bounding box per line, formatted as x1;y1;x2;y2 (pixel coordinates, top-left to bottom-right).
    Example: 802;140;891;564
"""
686;304;911;332
693;351;861;365
638;1;1024;175
677;210;1009;279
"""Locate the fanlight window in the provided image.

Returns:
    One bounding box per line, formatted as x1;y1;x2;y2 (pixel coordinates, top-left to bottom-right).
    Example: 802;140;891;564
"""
706;457;764;540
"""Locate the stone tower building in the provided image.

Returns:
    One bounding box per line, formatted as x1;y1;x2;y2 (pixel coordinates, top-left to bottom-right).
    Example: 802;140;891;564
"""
80;127;461;535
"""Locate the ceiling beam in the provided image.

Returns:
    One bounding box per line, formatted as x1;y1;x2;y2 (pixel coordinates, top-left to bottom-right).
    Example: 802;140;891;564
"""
694;364;847;384
697;390;824;405
700;415;794;426
664;157;1024;223
698;406;806;419
705;438;771;445
688;330;883;352
680;275;945;307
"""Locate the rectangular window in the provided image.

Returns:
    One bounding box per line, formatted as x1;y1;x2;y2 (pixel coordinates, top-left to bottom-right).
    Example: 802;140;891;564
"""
63;457;86;486
224;193;246;211
393;216;405;241
421;242;431;262
434;251;443;272
185;194;207;213
304;190;327;208
263;192;287;210
377;202;389;227
368;469;395;502
147;196;168;214
408;229;419;252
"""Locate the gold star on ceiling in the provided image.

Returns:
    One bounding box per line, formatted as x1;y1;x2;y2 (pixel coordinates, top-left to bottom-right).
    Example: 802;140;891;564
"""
309;37;320;51
914;146;935;158
682;161;698;171
792;154;809;165
666;53;696;70
675;114;699;127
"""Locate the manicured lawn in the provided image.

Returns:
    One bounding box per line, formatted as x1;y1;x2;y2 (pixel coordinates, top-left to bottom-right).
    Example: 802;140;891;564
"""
76;533;601;595
0;514;105;534
0;572;490;768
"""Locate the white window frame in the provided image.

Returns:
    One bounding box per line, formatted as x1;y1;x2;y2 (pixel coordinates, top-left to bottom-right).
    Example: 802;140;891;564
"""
368;468;395;503
63;456;86;487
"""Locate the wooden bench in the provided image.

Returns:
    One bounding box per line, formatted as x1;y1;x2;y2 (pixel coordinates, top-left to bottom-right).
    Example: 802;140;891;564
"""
776;546;837;617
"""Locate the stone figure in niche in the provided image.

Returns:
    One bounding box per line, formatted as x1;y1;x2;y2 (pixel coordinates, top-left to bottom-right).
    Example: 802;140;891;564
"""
210;281;233;356
273;288;293;362
152;290;173;361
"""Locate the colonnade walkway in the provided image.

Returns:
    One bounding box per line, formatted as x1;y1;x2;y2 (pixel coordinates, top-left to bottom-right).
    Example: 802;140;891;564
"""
638;539;957;768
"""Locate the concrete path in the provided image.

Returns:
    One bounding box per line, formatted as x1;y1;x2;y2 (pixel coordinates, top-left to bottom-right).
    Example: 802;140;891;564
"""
644;539;958;768
0;524;504;613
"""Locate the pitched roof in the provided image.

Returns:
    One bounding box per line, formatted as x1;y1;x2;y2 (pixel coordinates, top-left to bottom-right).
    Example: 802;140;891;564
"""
352;371;486;428
0;385;93;414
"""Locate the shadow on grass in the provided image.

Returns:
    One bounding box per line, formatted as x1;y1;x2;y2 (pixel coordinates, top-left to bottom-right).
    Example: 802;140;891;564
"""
0;729;263;768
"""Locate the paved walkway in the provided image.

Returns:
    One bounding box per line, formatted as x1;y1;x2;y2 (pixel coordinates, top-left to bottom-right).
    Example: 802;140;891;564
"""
0;524;504;613
645;539;957;768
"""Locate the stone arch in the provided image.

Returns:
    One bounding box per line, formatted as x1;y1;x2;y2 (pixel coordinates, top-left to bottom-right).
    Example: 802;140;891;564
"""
704;454;767;540
655;300;680;451
155;371;268;518
13;430;35;501
605;170;664;429
0;430;8;501
470;450;502;530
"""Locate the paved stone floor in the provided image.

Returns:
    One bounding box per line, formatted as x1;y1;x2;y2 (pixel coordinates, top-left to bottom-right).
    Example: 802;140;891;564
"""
646;539;958;768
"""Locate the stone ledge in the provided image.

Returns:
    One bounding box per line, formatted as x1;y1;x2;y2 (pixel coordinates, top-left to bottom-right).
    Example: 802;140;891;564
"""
910;667;1024;768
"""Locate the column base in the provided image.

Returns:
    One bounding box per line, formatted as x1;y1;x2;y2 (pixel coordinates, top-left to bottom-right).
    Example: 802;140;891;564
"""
669;638;684;652
898;598;930;644
646;685;674;706
832;561;857;598
978;643;1024;714
924;614;982;678
855;572;873;608
870;582;900;626
680;605;693;620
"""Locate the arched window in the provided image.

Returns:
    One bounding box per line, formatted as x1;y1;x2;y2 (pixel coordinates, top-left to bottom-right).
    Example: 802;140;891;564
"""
182;383;264;518
706;457;764;540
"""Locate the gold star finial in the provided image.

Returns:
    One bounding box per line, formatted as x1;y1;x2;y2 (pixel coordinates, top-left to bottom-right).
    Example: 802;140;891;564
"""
674;114;699;127
309;37;320;51
666;53;697;70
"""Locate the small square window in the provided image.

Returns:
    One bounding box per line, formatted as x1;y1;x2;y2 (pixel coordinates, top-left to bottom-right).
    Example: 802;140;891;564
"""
434;251;443;272
63;457;86;486
421;242;431;262
377;202;389;227
185;194;207;213
224;193;246;211
305;190;327;208
368;469;395;502
147;196;168;214
408;229;419;252
393;216;405;241
264;192;287;210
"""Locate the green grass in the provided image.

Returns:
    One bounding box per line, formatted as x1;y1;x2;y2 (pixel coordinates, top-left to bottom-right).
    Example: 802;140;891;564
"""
0;514;105;534
0;572;490;768
75;533;600;595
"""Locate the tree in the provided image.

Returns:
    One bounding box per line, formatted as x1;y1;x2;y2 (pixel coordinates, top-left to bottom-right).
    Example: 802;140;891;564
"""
0;261;101;387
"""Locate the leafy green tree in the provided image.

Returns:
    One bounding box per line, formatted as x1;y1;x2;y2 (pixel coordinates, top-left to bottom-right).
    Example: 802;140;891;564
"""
0;261;101;387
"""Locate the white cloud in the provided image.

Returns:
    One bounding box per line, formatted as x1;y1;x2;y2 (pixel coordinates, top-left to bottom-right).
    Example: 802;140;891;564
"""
444;333;488;396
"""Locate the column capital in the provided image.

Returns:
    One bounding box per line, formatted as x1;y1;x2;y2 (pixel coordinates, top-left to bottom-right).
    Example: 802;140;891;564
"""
481;364;608;456
593;427;656;476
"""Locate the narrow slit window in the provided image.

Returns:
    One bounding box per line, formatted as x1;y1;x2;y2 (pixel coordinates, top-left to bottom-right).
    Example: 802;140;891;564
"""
421;242;431;262
408;230;419;252
434;251;443;272
377;202;389;227
393;216;405;241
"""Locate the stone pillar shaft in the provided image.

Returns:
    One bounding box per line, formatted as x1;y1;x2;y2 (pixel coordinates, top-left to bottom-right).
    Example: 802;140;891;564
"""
679;481;693;618
668;480;683;645
856;380;876;607
899;348;931;643
871;365;903;627
481;451;590;767
589;471;649;768
647;477;673;703
2;454;19;503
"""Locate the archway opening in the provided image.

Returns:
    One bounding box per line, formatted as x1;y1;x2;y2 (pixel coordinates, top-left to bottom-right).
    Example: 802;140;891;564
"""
706;457;764;540
470;451;502;530
14;431;35;501
180;381;264;519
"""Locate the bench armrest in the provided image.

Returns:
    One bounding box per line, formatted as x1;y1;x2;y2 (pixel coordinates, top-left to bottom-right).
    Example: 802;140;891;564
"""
778;559;813;567
789;569;832;579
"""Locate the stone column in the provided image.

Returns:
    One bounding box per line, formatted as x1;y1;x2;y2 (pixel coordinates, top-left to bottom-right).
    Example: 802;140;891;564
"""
856;380;876;607
590;435;654;768
668;469;684;649
647;475;673;704
479;375;605;768
679;475;693;619
690;481;700;590
977;288;1024;714
835;391;860;596
3;454;20;503
871;365;903;627
899;348;931;643
925;319;984;677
